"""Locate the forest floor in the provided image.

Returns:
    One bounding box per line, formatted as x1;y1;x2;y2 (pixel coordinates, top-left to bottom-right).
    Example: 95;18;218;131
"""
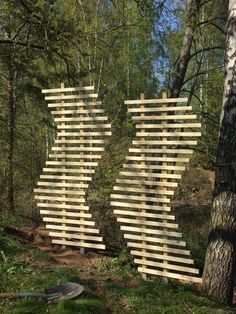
0;227;235;314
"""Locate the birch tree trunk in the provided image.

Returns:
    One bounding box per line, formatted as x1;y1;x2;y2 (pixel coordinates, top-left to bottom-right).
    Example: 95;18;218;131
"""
202;0;236;304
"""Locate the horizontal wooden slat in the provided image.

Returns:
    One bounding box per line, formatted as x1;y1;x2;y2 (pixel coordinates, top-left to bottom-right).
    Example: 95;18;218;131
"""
132;114;197;121
46;224;99;233
36;195;85;203
126;156;189;162
48;101;102;108
42;86;94;93
125;98;188;105
40;210;91;218
111;194;171;203
134;259;199;274
52;239;105;250
57;124;111;130
132;140;198;146
137;132;201;137
45;93;98;100
57;131;112;137
128;106;192;113
136;123;201;129
117;217;178;228
122;164;185;171
40;175;91;181
38;203;89;210
111;201;170;211
116;179;178;187
55;139;106;144
127;242;190;255
138;267;202;283
124;234;186;246
34;188;85;195
52;109;104;115
43;217;95;226
51;147;104;152
128;148;193;154
46;161;98;166
114;210;175;220
119;171;181;179
49;232;102;242
37;182;88;188
48;154;102;159
113;186;174;195
131;250;193;264
56;117;108;122
43;168;95;174
121;226;182;238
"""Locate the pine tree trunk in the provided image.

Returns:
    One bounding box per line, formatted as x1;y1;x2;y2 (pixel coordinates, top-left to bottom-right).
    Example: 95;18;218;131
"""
202;0;236;304
170;0;201;97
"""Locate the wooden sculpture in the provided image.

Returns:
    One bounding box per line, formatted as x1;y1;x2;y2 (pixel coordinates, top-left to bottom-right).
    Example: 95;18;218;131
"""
34;84;111;251
111;93;202;283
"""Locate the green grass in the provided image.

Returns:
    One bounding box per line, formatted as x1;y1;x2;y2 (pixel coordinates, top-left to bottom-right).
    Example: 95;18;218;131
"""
0;235;234;314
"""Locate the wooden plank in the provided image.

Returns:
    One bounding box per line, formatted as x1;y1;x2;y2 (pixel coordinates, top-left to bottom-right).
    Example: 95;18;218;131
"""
128;106;192;113
48;101;102;108
134;259;199;274
42;86;94;93
48;154;102;159
122;164;185;171
46;224;99;234
52;109;105;115
132;114;197;121
132;140;197;146
111;194;171;203
57;124;111;130
116;179;178;187
113;186;174;195
57;131;112;137
38;203;89;210
49;232;102;242
136;123;201;129
36;195;85;203
127;242;190;255
37;182;89;188
52;239;105;250
51;147;104;152
126;156;189;162
45;93;98;100
40;175;91;181
55;139;106;144
117;217;178;229
138;267;202;283
111;201;171;211
137;132;201;137
128;148;193;154
113;210;175;220
46;161;98;166
55;116;108;122
34;188;85;195
124;234;186;246
43;168;95;174
119;171;181;179
43;217;95;226
121;226;182;238
40;210;91;218
125;98;188;104
131;250;194;264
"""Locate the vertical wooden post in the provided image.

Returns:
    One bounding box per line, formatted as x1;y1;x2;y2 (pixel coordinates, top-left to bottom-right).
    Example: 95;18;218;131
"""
140;92;147;280
61;82;66;248
161;91;168;282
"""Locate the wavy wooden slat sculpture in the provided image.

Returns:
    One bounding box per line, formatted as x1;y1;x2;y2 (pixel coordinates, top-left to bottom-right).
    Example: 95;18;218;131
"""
111;93;202;283
34;84;111;251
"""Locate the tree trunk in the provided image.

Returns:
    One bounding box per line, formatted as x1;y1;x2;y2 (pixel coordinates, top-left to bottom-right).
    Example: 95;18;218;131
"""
202;0;236;304
6;54;15;212
170;0;201;98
